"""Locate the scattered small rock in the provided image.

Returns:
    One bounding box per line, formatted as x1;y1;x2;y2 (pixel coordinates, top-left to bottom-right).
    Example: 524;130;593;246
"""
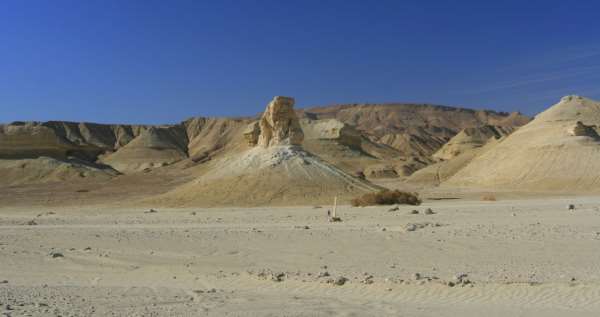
413;273;421;280
49;252;64;258
334;276;348;286
450;273;472;287
145;209;158;214
190;211;197;216
409;210;419;215
0;280;8;284
388;206;400;212
318;271;330;278
405;224;417;231
330;217;342;222
424;208;435;215
26;220;38;226
567;204;575;211
272;272;286;282
313;206;322;209
361;274;374;284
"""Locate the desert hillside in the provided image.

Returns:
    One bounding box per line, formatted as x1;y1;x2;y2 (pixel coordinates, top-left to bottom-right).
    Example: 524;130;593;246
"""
0;97;531;207
444;95;600;192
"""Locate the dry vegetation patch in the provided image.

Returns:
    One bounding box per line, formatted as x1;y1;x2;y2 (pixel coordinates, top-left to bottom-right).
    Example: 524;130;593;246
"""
351;190;421;207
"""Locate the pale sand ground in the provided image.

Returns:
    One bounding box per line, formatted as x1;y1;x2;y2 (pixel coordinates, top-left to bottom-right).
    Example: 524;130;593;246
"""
2;197;600;316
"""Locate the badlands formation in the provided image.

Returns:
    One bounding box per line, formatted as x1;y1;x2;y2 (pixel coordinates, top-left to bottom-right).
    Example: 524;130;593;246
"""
5;96;600;316
0;96;529;205
155;96;380;206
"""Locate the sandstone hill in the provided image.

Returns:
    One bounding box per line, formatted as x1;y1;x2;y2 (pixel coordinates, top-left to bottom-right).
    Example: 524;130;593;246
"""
155;96;380;206
407;133;505;186
445;95;600;191
432;125;515;161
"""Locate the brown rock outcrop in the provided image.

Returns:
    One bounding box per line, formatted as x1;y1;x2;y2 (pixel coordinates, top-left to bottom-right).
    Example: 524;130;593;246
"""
243;121;260;146
257;96;304;147
570;121;600;139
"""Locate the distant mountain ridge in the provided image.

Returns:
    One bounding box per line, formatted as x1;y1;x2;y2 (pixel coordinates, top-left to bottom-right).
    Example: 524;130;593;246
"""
0;102;529;182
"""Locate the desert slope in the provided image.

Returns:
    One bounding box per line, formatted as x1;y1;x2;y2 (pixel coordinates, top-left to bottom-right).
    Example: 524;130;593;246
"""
156;97;380;206
300;103;529;158
446;95;600;191
157;145;380;206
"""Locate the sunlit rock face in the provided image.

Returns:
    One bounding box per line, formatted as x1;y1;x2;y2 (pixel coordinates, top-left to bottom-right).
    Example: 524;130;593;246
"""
257;96;304;148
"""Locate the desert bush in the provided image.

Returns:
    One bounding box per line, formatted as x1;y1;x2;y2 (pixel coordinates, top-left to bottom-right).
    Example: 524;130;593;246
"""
481;193;497;201
351;190;421;207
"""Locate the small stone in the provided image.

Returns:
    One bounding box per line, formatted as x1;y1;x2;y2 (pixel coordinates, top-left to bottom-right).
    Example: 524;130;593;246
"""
567;204;575;211
190;211;197;216
381;228;387;231
26;220;38;226
318;271;330;278
388;206;400;212
272;272;285;282
50;252;64;258
0;280;8;284
406;224;417;232
145;209;158;214
424;208;435;215
447;281;455;287
413;273;421;280
409;210;419;214
334;276;348;286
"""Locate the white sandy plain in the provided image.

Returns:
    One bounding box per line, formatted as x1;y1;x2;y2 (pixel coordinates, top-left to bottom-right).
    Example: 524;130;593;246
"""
2;196;600;316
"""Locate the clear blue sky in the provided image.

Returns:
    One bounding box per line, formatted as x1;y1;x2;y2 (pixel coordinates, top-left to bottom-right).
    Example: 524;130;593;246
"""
1;0;599;124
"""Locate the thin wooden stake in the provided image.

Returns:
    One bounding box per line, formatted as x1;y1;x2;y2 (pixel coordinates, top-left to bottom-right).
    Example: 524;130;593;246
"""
332;196;337;218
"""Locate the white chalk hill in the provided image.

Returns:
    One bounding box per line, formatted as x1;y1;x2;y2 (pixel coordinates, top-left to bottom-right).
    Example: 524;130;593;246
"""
446;95;600;191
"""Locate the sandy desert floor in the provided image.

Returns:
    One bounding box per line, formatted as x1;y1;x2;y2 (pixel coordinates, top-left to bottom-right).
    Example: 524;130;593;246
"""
2;197;600;316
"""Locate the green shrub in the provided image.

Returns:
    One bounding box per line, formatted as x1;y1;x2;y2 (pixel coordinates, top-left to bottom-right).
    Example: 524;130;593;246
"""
351;190;421;207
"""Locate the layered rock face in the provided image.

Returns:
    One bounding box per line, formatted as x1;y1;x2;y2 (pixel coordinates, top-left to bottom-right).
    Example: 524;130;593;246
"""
298;103;530;159
257;96;304;147
243;122;260;146
300;118;361;149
